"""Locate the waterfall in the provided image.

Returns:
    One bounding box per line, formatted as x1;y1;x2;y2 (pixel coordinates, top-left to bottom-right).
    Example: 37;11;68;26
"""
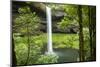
46;6;53;54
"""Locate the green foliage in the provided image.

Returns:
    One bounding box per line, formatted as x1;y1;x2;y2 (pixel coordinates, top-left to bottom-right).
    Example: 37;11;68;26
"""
83;28;89;41
15;37;28;65
57;4;89;30
16;44;27;64
14;33;80;65
27;44;41;65
18;6;31;13
82;6;89;27
57;17;72;30
52;33;79;49
14;6;40;34
66;34;79;49
32;34;47;47
63;5;78;16
83;28;91;59
36;54;59;64
14;36;42;65
57;5;79;30
14;7;41;65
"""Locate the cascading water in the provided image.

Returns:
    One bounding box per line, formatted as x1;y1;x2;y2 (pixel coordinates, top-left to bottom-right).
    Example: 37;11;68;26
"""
46;6;54;54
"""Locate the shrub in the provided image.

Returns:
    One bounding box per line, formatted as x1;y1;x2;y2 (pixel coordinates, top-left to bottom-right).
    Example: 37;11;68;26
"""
36;54;59;64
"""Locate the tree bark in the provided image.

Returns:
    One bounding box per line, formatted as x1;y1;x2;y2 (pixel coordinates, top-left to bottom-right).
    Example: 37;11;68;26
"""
88;6;96;61
78;5;85;61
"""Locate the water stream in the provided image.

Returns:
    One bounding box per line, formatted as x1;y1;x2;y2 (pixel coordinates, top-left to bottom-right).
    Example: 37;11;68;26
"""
46;6;54;54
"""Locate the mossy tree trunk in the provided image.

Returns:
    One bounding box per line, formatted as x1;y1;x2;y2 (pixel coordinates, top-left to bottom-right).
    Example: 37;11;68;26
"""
88;6;96;61
78;5;85;61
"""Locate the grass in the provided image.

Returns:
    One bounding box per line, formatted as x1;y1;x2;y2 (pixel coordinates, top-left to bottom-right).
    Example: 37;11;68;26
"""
52;33;79;49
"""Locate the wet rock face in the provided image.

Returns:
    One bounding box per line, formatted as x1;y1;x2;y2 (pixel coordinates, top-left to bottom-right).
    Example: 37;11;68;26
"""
40;23;79;34
52;10;65;20
54;25;79;34
65;24;79;33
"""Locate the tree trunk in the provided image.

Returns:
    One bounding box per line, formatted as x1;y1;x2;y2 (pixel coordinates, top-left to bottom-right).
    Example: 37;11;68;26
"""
25;22;31;65
88;6;96;61
92;6;96;60
78;5;85;61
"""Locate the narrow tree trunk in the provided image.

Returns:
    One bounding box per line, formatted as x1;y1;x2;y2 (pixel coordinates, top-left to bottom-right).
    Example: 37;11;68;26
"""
88;6;93;60
88;6;96;61
25;22;30;65
78;5;85;61
91;6;96;61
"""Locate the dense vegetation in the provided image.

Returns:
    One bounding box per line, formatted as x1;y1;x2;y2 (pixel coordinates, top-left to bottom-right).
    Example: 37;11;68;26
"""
12;1;96;66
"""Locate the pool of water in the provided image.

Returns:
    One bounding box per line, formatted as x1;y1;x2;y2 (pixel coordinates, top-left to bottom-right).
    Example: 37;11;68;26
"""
53;48;79;63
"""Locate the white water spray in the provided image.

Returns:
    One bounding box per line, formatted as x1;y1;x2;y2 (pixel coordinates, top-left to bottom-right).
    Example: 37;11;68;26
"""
46;6;53;54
